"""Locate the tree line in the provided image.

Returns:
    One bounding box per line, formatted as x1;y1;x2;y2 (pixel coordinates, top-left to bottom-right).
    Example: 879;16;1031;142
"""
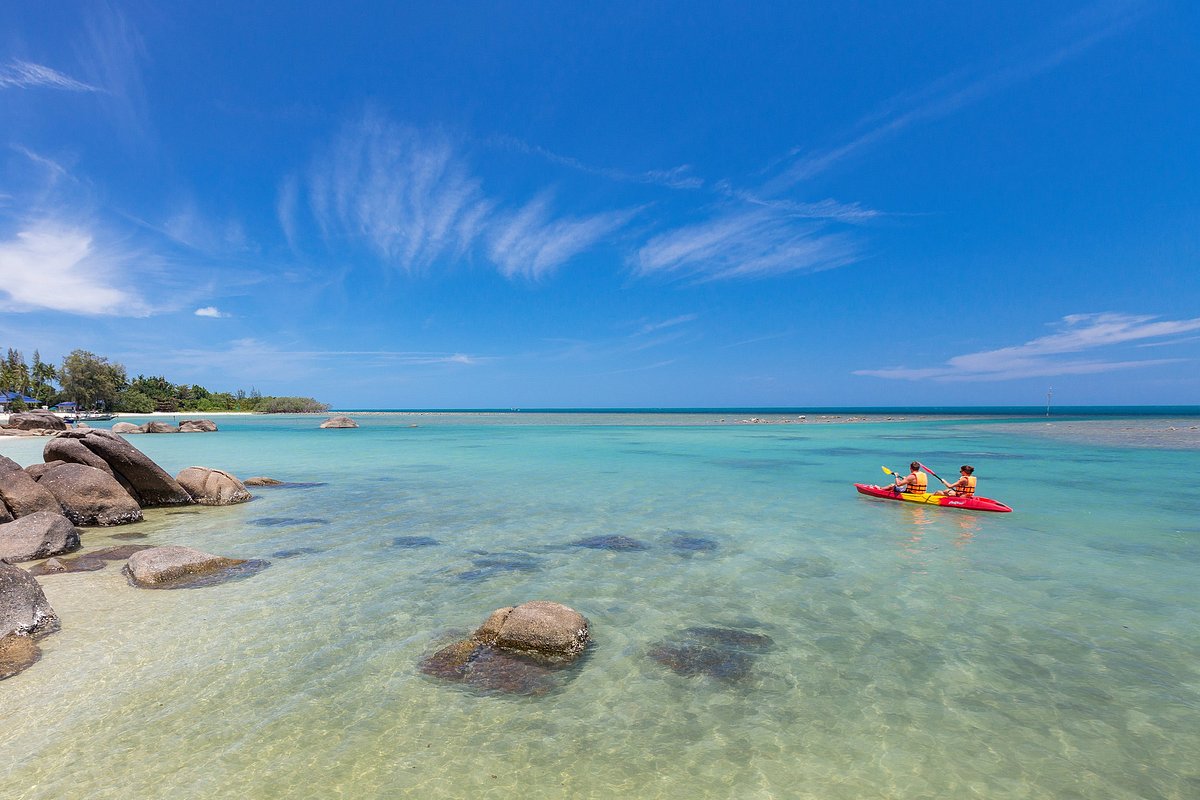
1;348;329;414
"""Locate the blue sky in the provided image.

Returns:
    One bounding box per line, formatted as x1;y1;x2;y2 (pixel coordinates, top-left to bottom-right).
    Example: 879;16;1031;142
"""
1;1;1197;407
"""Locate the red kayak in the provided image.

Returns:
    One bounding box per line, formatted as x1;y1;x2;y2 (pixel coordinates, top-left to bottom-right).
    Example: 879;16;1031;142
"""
854;483;1013;513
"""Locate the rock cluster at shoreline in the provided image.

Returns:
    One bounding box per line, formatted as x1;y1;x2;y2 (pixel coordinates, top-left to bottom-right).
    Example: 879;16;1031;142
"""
319;415;358;429
0;428;265;680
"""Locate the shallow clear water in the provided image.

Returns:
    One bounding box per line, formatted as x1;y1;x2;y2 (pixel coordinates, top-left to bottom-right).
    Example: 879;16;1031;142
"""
2;414;1198;799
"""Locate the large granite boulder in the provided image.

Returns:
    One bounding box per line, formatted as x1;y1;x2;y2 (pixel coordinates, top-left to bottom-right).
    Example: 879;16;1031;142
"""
175;467;251;505
420;601;590;695
319;415;358;429
44;430;192;507
0;560;59;639
4;412;66;431
0;511;79;562
0;455;63;522
124;546;245;588
23;461;62;481
37;463;144;526
178;419;218;433
110;422;140;434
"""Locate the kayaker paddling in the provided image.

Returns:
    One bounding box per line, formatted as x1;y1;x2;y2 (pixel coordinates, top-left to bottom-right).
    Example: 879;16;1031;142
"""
890;462;928;495
935;465;976;497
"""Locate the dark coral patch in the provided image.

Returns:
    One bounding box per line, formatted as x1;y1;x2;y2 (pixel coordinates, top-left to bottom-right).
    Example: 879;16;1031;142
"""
649;626;775;681
249;517;329;528
573;535;648;551
454;553;542;581
270;547;321;559
668;534;718;554
392;536;440;548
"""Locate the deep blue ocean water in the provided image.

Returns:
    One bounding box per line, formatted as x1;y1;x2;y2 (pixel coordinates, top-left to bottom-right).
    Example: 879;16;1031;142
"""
1;411;1197;798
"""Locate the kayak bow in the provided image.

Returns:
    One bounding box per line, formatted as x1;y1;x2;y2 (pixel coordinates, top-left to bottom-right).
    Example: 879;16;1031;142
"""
854;483;1013;513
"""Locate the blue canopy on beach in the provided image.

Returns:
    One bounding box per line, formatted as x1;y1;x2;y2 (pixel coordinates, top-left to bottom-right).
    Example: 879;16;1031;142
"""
53;401;78;409
1;391;40;404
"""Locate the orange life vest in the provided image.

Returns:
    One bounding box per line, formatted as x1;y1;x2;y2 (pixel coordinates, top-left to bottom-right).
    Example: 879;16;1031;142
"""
957;476;976;496
906;472;928;494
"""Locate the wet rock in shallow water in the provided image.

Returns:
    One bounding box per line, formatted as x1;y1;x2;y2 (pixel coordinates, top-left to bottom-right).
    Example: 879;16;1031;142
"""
139;421;177;434
172;559;269;589
0;633;41;680
175;466;252;506
391;535;439;548
123;545;248;588
0;511;80;563
28;556;106;576
110;422;140;434
243;476;283;486
649;626;775;681
572;535;648;551
420;601;590;696
177;419;218;433
319;415;358;429
110;531;148;540
5;412;66;432
668;534;718;554
249;517;329;528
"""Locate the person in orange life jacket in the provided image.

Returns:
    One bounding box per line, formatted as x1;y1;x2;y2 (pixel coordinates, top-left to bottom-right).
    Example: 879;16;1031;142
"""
935;465;976;497
890;462;928;494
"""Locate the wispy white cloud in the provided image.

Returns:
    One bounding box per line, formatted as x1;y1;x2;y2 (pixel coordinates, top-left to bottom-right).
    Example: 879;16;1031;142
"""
634;210;857;281
194;306;229;318
855;312;1200;382
0;60;100;92
0;222;150;315
487;192;636;280
75;1;152;143
635;314;699;336
488;135;704;190
300;114;636;279
763;1;1146;191
306;115;493;272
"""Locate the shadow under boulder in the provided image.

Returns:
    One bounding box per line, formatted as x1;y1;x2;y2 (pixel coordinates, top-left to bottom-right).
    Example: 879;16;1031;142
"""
649;626;775;682
1;560;59;680
420;601;590;696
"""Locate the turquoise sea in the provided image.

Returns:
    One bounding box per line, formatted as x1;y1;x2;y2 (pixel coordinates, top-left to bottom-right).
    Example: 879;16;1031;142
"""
1;411;1198;799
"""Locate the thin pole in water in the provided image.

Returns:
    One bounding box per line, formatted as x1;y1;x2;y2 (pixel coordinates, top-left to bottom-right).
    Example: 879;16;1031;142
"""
1046;386;1053;417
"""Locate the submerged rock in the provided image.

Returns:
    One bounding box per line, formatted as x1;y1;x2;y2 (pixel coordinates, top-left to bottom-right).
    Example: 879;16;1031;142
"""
175;467;252;506
452;552;542;581
391;535;440;548
420;601;590;696
124;545;248;588
0;511;80;562
649;626;775;681
668;534;719;554
572;535;648;551
37;463;144;526
319;415;359;429
28;556;106;576
0;633;41;680
87;544;154;560
248;517;329;528
270;547;321;559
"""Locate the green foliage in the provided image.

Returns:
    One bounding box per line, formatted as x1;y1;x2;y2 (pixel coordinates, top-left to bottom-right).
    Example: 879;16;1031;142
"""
59;350;127;410
254;396;331;413
117;388;156;413
8;397;27;412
